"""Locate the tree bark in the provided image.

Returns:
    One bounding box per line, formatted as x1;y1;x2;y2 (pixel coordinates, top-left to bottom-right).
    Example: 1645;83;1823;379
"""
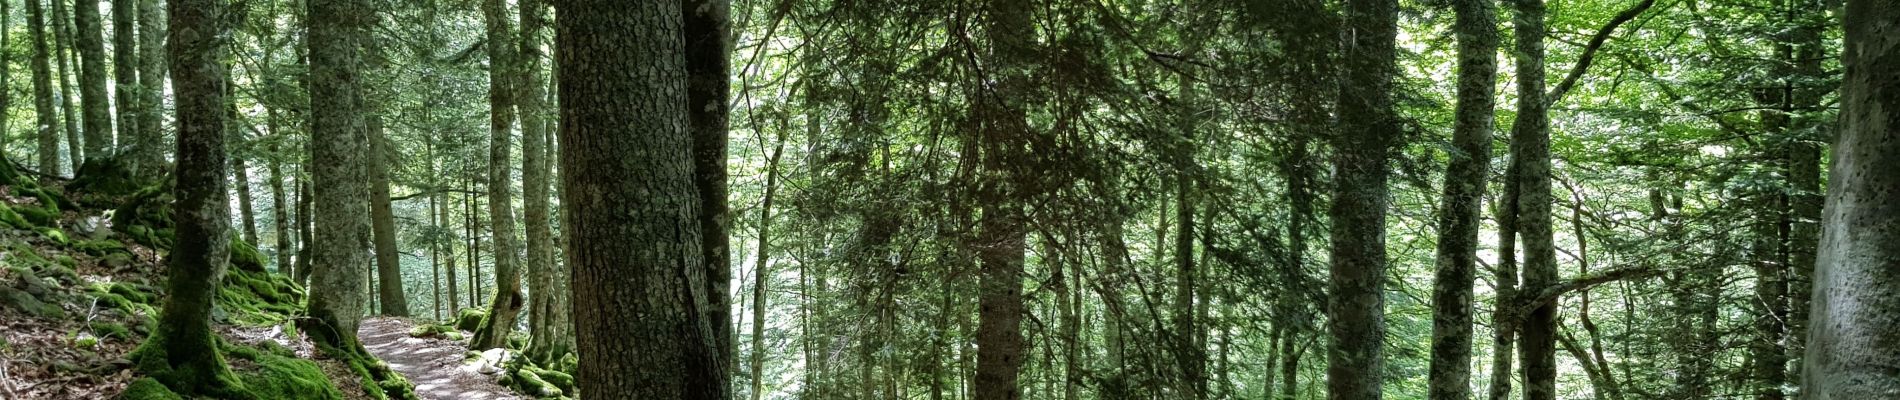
369;115;409;317
749;132;784;400
74;0;112;159
1428;1;1497;399
971;0;1034;398
469;0;524;351
134;0;238;391
1326;0;1400;398
305;0;373;348
1802;1;1900;397
133;0;164;178
29;0;62;180
519;0;566;363
228;80;257;244
53;0;82;170
555;0;729;396
685;0;734;377
1510;0;1560;399
112;0;135;154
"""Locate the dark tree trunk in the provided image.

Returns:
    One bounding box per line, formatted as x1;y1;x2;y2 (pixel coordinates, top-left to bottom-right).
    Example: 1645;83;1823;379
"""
369;115;409;317
1782;0;1826;381
53;0;81;170
228;80;257;244
1802;1;1900;396
1428;1;1498;399
29;0;61;179
305;0;373;349
685;0;734;375
1326;0;1400;398
295;178;313;284
555;0;729;396
1510;1;1559;399
74;0;112;158
470;0;524;350
971;0;1034;398
130;0;239;393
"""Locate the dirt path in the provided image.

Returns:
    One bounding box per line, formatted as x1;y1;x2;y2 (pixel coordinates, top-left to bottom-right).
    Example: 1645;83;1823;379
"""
358;317;523;400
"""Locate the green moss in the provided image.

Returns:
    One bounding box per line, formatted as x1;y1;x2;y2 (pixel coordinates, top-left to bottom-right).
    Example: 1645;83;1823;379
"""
234;352;343;400
92;321;133;339
76;239;130;257
524;364;575;394
0;203;31;229
17;205;57;226
407;323;456;338
1;282;65;319
455;308;487;331
512;367;564;398
69;156;146;202
117;378;184;400
229;236;266;273
38;227;69;245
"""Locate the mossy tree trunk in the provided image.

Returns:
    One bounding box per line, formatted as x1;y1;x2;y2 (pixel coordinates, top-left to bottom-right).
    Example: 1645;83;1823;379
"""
112;0;136;155
130;0;243;393
555;0;729;396
469;0;523;350
74;0;112;159
369;115;409;317
132;0;164;178
227;79;258;245
52;0;82;170
1510;1;1560;399
1428;0;1498;398
1802;0;1900;396
29;0;62;179
305;0;372;350
1325;0;1400;398
518;0;566;364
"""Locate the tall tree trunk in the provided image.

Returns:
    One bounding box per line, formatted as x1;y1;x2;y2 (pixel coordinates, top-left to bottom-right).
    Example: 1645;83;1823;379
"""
972;0;1033;398
469;0;524;350
369;115;409;316
1802;1;1900;396
1172;71;1203;399
749;132;784;400
1749;22;1794;396
30;0;62;180
132;0;163;178
111;0;135;154
1782;0;1825;381
1510;0;1559;399
1326;0;1400;397
685;0;734;377
53;0;82;170
295;177;312;284
0;0;10;154
442;187;459;314
519;0;565;363
305;0;373;352
228;80;257;244
555;0;729;396
130;0;237;392
269;126;290;273
1428;0;1498;398
74;0;112;159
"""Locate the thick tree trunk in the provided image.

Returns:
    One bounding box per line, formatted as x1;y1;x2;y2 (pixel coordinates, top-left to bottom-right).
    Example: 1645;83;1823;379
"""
74;0;112;158
1802;1;1900;397
369;115;409;317
305;0;373;349
133;0;164;178
1510;1;1560;399
1326;0;1400;398
132;0;238;392
1428;1;1498;399
112;0;135;154
555;0;729;396
469;0;524;351
29;0;61;179
685;0;734;375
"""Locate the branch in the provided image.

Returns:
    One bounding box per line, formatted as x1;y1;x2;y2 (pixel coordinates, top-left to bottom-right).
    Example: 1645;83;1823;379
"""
1547;0;1658;105
1496;264;1666;335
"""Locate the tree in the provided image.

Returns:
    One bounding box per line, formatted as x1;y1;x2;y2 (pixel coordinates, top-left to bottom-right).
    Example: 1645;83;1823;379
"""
519;0;566;363
74;0;112;159
132;0;165;177
126;0;241;393
1428;0;1498;398
112;0;136;153
29;0;61;178
685;0;734;373
1326;0;1400;398
555;0;729;396
370;115;409;316
305;0;373;354
52;0;81;169
1801;0;1899;396
972;0;1035;398
469;0;524;350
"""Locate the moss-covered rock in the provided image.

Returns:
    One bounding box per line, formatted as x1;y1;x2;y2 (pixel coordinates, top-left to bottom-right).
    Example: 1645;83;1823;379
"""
17;205;57;226
117;378;185;400
226;344;345;400
229;236;266;273
0;284;64;318
76;238;130;257
407;323;457;338
69;156;145;202
0;203;32;229
38;227;69;245
455;308;487;331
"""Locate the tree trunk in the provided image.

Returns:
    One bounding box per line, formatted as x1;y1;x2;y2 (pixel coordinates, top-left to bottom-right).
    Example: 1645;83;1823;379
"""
555;0;729;396
1510;1;1559;399
1428;1;1498;398
1782;0;1825;381
74;0;112;158
519;0;565;363
1802;1;1900;396
228;80;257;244
972;0;1033;398
0;0;10;154
132;0;239;392
29;0;61;180
369;115;409;317
111;0;135;154
269;125;291;273
295;177;313;284
469;0;524;351
1326;0;1400;398
53;0;81;170
132;0;164;178
749;132;784;400
686;0;734;376
442;188;459;314
305;0;373;350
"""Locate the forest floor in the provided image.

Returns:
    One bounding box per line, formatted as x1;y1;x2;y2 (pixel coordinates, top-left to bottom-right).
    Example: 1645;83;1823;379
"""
359;317;523;400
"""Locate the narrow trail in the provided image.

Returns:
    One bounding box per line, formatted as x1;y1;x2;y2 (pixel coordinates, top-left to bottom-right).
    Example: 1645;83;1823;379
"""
358;317;523;400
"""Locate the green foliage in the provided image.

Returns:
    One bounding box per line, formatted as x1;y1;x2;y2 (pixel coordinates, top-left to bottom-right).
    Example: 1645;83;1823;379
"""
225;342;345;400
117;378;185;400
